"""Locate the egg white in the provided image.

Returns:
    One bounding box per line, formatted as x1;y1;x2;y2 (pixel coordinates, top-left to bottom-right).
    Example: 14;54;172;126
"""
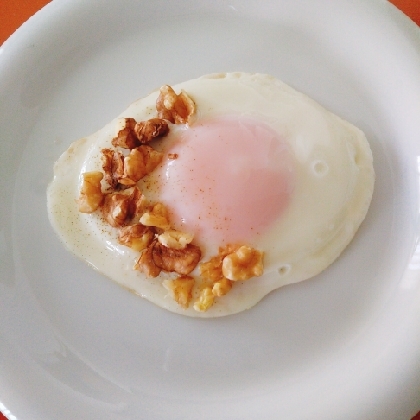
47;73;374;317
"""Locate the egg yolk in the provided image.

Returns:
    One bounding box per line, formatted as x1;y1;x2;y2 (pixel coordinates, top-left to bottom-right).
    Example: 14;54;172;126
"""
157;115;295;245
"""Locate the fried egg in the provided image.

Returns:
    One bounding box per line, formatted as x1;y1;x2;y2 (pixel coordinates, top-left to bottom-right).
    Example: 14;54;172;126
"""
47;73;374;317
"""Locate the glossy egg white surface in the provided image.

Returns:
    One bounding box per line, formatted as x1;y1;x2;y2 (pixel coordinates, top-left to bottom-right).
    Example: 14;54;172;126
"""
47;73;374;317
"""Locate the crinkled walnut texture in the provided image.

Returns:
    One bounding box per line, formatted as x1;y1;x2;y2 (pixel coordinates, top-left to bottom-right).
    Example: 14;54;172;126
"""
112;117;169;149
156;85;195;124
101;148;125;189
140;202;171;231
102;193;132;227
163;276;195;309
101;145;163;189
193;286;215;312
111;118;140;149
157;230;194;250
135;118;169;144
118;224;154;252
134;240;161;278
135;240;202;278
123;145;163;184
222;245;264;281
152;242;201;276
102;186;145;228
212;278;233;297
77;171;104;213
199;244;239;283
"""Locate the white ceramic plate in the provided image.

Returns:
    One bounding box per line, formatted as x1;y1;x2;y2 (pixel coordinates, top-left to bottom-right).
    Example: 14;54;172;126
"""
1;1;420;419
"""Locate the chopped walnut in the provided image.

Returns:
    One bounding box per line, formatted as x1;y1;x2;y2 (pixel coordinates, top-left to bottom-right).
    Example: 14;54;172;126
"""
118;224;154;252
199;246;234;304
212;278;233;297
101;186;146;227
199;244;239;283
101;148;125;189
77;171;104;213
102;192;132;227
152;242;201;275
134;118;169;144
121;145;163;184
125;186;148;223
199;255;223;283
156;85;195;124
219;244;241;257
222;245;264;281
139;202;170;230
157;230;194;250
122;149;146;184
163;276;195;309
193;286;215;312
142;145;164;174
112;118;140;149
134;241;161;277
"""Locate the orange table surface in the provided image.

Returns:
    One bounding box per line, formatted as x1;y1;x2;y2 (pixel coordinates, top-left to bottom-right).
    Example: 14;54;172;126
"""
1;1;420;420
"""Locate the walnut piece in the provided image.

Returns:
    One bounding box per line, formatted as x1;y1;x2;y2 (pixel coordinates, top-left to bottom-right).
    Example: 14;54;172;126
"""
121;145;163;184
101;148;125;189
156;85;195;124
199;244;239;283
134;118;169;144
193;286;215;312
118;224;154;252
124;186;148;223
163;276;195;309
157;230;194;250
112;118;140;149
212;278;233;297
152;242;201;275
103;143;163;188
140;202;170;231
134;241;161;277
102;193;132;227
101;187;142;227
78;171;104;213
112;117;169;149
122;149;146;184
222;245;264;281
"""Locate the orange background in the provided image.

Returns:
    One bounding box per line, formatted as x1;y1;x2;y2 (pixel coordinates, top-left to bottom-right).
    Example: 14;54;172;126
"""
0;0;419;419
1;0;420;45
